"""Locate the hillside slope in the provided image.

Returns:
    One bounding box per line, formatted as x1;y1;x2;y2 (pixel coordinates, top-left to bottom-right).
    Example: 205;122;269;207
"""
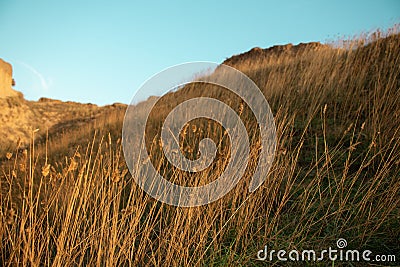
0;30;399;266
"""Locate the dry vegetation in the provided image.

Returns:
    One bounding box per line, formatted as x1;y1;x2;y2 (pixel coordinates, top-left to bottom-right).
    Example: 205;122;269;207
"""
0;95;126;154
1;28;399;266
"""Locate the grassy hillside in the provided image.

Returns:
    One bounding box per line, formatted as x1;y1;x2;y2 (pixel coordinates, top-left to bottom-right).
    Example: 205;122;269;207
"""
0;94;126;155
1;28;399;266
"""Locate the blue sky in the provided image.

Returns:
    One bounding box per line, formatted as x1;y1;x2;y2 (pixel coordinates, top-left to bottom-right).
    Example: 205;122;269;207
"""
0;0;399;105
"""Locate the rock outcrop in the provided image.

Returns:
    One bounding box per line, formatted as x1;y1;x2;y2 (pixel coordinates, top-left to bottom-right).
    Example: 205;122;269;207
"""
0;58;19;98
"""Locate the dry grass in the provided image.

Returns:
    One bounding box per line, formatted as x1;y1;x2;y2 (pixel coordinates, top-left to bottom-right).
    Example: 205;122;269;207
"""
0;95;126;154
1;28;399;266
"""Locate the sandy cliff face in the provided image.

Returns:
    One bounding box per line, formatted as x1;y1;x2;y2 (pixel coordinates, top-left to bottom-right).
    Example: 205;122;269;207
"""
0;58;19;98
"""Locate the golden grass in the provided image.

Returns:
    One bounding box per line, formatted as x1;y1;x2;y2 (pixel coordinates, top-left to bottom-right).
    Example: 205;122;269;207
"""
1;27;399;266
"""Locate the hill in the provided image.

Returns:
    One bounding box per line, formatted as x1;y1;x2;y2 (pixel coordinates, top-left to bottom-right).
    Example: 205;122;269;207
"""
0;61;126;155
0;29;399;266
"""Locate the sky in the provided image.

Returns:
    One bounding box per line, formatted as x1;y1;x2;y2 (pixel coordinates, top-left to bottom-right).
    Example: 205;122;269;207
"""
0;0;399;105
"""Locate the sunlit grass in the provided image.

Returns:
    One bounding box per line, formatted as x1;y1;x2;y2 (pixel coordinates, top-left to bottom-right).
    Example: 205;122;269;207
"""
1;27;399;266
